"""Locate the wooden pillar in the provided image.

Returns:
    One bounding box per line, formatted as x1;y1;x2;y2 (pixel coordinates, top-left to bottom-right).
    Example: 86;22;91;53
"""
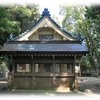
72;62;75;74
71;57;78;90
79;59;81;76
32;62;34;90
73;56;80;90
10;61;15;90
8;73;12;90
71;61;75;90
32;62;34;73
74;73;78;90
52;62;56;90
12;62;15;73
53;62;55;73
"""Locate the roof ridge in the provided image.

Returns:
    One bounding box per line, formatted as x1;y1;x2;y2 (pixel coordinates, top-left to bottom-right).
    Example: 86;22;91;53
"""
10;8;83;41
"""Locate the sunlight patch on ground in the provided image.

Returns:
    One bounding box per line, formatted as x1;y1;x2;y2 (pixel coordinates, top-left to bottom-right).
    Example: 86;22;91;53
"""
56;89;70;92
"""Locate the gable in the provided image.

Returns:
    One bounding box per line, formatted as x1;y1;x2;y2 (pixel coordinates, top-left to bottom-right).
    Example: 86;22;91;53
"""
15;8;79;41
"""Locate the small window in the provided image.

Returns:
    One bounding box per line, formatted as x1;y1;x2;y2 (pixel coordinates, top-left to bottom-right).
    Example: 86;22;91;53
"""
39;34;53;40
67;63;72;73
44;63;52;72
35;63;52;73
16;64;31;72
55;63;73;73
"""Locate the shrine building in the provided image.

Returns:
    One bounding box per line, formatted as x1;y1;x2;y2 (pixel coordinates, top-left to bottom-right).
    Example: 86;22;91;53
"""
0;8;88;90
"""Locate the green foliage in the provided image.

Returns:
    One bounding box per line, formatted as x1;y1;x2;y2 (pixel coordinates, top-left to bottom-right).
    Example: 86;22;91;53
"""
6;4;40;34
59;5;85;34
0;56;8;64
85;6;100;64
22;4;40;33
0;4;40;45
0;4;40;65
0;6;19;44
85;6;100;19
85;5;100;34
60;5;100;76
80;56;91;75
76;13;100;70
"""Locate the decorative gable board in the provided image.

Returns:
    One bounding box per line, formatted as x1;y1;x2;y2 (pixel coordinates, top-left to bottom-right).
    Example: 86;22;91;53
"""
15;9;78;41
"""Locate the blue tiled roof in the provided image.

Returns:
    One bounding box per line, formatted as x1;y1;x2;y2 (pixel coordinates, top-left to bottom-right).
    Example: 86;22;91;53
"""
0;41;88;53
12;8;83;41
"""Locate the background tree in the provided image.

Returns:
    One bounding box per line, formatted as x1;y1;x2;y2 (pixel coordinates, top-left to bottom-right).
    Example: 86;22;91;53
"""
52;14;61;25
0;4;40;75
0;6;20;45
59;5;85;34
6;4;40;37
76;5;100;76
84;6;100;76
59;5;100;76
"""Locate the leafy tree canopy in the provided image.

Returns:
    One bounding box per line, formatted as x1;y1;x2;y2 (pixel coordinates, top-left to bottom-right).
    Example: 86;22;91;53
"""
59;5;85;34
0;4;40;65
60;4;100;76
0;6;19;45
0;4;40;45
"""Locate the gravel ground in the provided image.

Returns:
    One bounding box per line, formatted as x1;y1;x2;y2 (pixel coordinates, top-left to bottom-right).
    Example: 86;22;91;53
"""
78;77;100;94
